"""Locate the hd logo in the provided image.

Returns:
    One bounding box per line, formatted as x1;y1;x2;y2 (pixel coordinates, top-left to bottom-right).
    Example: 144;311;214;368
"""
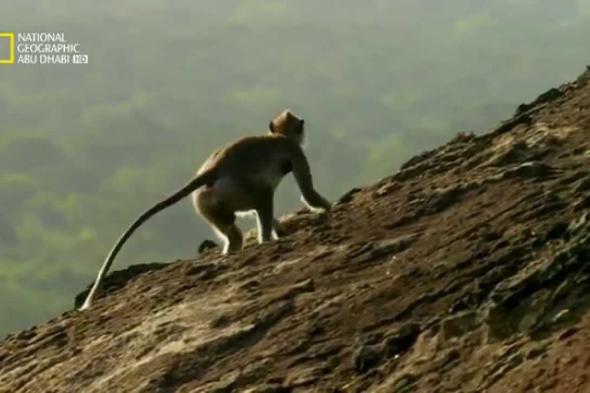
0;32;15;65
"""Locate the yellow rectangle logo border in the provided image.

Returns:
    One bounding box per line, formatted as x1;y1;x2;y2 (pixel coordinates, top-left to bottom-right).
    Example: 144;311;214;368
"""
0;32;15;64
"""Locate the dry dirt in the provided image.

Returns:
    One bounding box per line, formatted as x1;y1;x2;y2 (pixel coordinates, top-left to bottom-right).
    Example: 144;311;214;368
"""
2;69;590;393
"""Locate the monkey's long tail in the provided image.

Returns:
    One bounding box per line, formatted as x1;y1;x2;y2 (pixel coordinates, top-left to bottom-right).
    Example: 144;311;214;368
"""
80;169;216;311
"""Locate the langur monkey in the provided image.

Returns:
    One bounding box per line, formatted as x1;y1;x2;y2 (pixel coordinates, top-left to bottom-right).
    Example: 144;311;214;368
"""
80;110;331;310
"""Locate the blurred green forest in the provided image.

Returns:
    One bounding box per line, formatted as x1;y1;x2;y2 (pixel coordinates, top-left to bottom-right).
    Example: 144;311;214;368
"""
1;0;589;336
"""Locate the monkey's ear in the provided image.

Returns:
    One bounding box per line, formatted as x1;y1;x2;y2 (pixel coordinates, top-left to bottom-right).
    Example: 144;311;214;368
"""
269;121;275;133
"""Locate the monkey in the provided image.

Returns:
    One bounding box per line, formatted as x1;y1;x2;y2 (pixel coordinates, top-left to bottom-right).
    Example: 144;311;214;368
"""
80;109;331;310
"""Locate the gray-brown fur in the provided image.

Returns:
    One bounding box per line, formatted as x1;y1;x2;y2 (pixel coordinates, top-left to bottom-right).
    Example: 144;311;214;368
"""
80;110;330;310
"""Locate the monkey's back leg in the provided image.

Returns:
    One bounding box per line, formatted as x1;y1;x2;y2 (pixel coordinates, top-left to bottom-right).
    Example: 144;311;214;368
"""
251;187;275;244
192;188;243;254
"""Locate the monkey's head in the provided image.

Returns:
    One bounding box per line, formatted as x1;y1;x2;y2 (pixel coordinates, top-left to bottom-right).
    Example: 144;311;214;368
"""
269;109;305;145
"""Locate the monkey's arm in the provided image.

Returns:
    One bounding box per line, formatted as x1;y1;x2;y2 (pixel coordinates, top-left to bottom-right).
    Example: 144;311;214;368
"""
289;145;332;213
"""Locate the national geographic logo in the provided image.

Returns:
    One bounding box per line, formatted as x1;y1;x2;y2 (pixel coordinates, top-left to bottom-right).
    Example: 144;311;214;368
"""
0;33;15;65
0;32;89;66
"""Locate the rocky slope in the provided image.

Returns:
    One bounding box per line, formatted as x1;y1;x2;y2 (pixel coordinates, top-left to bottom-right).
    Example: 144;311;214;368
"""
2;69;590;393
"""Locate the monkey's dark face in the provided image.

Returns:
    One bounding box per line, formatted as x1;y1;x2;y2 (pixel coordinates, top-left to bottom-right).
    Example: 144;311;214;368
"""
269;109;305;145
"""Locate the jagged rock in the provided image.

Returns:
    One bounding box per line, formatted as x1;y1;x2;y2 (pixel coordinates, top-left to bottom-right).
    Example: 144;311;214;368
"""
483;217;590;340
440;311;478;340
351;322;420;373
489;142;533;166
280;278;315;299
544;221;569;241
568;211;589;234
516;87;565;115
391;373;420;393
74;262;168;308
414;182;479;216
285;367;323;387
551;308;570;324
382;322;421;356
337;187;362;204
574;175;590;192
370;234;419;259
351;343;382;373
501;161;553;180
526;342;548;359
242;384;292;393
374;182;401;198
